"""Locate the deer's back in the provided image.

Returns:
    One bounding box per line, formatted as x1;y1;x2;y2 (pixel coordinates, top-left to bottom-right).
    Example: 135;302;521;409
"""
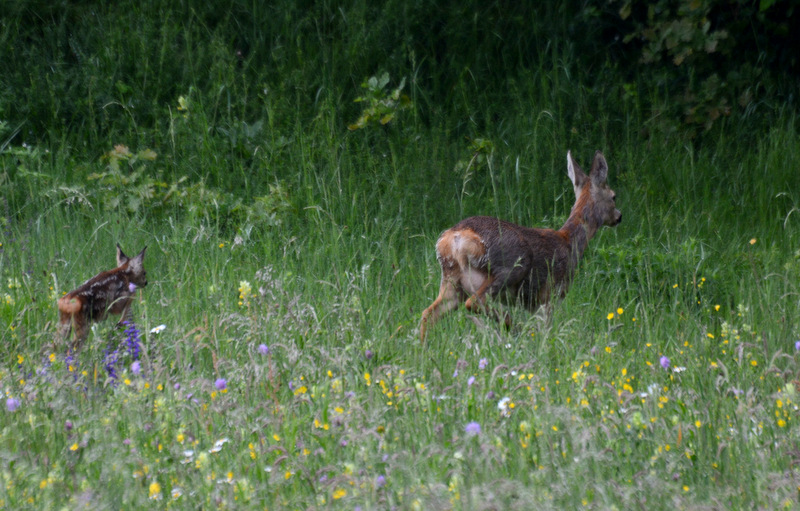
451;216;570;265
445;216;572;302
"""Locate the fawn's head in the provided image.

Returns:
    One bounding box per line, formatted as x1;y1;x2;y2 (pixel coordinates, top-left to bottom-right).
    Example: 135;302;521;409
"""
116;244;148;287
567;151;622;228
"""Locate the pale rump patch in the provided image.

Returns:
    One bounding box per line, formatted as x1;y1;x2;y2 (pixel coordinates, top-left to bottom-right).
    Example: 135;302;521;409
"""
57;296;82;315
436;228;486;271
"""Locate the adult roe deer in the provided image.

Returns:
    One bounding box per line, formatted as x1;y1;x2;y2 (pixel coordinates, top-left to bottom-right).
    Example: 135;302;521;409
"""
419;151;621;341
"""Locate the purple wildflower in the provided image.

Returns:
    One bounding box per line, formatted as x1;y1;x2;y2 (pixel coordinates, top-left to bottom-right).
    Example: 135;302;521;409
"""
453;369;459;378
465;421;481;436
258;344;269;355
479;358;488;370
6;397;20;412
123;322;141;360
174;383;181;390
131;361;141;376
128;282;137;293
365;349;374;360
104;346;120;381
467;376;475;386
215;378;227;391
795;340;800;351
376;475;386;488
660;356;670;370
65;420;73;431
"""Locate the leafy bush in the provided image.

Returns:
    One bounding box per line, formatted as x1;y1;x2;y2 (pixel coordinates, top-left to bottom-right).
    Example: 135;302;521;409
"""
348;73;412;131
87;144;291;231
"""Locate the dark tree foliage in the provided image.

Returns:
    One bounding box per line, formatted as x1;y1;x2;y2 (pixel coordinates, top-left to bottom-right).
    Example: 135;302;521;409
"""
607;0;800;132
0;0;797;146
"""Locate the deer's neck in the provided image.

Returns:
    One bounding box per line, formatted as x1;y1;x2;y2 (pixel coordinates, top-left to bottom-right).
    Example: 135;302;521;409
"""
558;195;601;264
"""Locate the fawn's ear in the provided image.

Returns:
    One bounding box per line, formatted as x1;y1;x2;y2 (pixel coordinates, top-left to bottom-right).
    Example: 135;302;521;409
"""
590;151;608;186
128;247;147;272
567;151;587;191
116;243;129;266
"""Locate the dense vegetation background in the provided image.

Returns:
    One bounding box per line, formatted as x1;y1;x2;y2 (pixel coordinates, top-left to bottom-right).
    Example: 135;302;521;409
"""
1;0;800;509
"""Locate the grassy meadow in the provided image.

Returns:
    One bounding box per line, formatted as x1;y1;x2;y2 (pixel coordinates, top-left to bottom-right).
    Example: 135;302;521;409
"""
1;1;800;509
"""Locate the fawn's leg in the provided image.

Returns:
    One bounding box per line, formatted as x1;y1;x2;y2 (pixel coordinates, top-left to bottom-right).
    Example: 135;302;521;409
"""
56;312;73;343
71;314;90;352
420;275;463;342
116;302;133;328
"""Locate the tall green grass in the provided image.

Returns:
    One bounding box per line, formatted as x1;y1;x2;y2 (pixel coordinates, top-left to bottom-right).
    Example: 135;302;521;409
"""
1;1;799;509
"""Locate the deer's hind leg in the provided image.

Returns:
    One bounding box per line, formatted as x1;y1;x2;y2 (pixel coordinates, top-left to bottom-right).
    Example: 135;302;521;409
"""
420;272;465;342
464;276;512;330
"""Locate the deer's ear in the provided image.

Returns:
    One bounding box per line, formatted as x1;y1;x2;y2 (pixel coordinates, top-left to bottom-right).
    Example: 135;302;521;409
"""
590;151;608;185
116;243;129;266
567;151;587;190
